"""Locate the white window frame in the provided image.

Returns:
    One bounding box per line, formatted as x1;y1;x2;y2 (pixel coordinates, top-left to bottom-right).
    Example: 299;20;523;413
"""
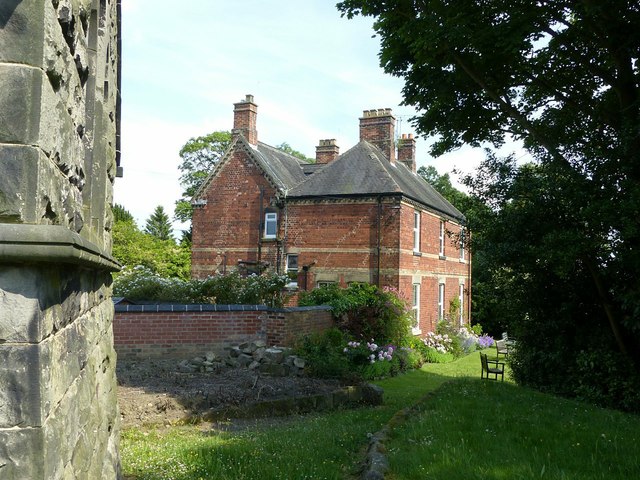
413;210;420;252
438;282;445;320
264;212;277;239
412;283;421;334
459;284;465;326
285;254;298;287
439;220;445;256
459;228;465;261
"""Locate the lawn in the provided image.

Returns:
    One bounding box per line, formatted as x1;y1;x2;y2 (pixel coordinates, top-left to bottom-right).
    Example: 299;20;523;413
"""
121;351;640;479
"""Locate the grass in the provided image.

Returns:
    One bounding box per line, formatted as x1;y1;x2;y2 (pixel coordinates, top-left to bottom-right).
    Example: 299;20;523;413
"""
121;351;640;479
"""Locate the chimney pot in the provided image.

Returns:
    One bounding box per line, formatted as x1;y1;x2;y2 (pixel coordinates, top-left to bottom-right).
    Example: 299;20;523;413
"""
316;138;340;164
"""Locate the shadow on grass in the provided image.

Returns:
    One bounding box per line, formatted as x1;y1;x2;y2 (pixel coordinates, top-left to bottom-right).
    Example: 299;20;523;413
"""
385;377;640;480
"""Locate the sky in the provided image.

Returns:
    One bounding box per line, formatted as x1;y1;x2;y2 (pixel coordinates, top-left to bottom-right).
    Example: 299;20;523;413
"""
115;0;493;236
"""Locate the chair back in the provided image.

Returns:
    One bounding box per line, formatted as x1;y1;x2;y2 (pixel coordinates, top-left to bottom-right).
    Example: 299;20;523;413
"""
480;352;488;370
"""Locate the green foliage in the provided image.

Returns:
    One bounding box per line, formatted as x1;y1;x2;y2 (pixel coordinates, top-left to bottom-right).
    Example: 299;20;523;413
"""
295;330;412;382
275;142;314;163
113;267;289;307
112;203;134;223
338;0;640;411
435;319;463;358
176;131;232;223
293;328;352;380
143;205;173;241
112;210;191;280
299;283;412;346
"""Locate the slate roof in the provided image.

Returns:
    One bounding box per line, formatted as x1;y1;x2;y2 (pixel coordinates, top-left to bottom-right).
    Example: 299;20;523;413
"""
287;141;465;221
253;141;308;190
196;136;464;222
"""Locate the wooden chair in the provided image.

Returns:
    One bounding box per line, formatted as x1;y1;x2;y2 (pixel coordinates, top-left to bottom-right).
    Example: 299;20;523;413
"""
480;353;505;381
502;331;517;347
495;339;509;358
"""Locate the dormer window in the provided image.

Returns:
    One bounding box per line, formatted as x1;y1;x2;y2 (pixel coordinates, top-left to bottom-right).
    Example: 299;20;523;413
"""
264;212;277;239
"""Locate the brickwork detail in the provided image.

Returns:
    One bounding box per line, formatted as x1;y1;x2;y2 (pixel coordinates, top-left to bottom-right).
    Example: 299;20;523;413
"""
113;307;334;359
359;109;396;162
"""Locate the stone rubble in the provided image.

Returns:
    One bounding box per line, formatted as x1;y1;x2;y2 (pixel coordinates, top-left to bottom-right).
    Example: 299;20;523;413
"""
177;340;307;377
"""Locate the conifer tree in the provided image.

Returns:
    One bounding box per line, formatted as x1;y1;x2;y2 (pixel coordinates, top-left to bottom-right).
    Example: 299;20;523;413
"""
144;205;173;241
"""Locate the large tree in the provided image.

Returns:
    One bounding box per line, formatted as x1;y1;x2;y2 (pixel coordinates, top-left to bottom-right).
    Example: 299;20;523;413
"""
338;1;640;410
175;131;233;223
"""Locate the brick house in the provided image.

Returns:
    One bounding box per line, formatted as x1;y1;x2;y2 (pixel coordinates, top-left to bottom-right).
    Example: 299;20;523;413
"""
191;95;471;335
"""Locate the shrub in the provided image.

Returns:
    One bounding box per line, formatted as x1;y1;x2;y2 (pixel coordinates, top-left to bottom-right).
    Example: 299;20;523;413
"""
113;266;289;307
295;330;416;381
423;348;456;364
422;331;453;354
394;347;424;370
294;329;353;380
299;283;412;346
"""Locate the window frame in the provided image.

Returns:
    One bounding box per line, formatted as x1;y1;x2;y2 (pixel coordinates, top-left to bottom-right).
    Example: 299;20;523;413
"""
459;283;465;325
438;282;445;320
459;228;465;261
264;212;277;239
413;210;421;253
439;220;445;257
285;253;298;287
411;283;421;334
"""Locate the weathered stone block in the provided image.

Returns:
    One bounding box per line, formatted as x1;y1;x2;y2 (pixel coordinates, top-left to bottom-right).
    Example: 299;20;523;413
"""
0;342;49;428
264;347;284;363
0;65;42;145
0;267;48;343
0;0;46;66
0;427;45;480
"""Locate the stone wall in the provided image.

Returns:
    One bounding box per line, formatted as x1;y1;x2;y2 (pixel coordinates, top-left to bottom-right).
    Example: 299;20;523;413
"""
0;1;121;479
113;305;334;359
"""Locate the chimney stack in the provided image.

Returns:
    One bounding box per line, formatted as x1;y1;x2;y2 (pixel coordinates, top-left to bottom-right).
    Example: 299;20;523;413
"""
359;108;396;163
315;139;340;164
232;94;258;145
398;133;417;172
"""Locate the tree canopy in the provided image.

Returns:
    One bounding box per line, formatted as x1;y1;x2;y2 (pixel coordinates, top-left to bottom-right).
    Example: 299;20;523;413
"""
275;142;314;163
175;131;232;223
338;0;640;411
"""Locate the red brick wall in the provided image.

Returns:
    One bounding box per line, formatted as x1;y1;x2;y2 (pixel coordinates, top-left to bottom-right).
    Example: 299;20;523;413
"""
192;147;281;278
397;203;471;335
113;305;333;359
265;308;335;346
284;197;401;287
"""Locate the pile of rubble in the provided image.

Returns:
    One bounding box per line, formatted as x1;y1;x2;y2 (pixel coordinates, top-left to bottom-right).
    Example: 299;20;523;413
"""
178;340;306;377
